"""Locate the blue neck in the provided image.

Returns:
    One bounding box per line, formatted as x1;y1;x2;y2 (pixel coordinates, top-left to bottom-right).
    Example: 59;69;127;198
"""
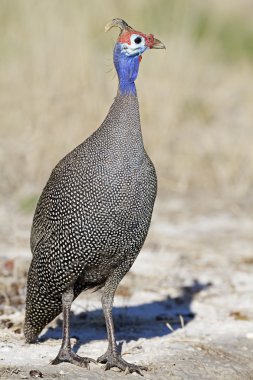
114;43;140;96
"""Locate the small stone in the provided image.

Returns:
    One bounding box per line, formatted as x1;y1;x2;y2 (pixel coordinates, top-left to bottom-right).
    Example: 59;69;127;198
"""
29;370;43;378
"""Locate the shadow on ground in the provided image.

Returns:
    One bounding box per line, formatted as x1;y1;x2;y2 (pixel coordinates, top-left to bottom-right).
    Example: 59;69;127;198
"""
40;280;211;353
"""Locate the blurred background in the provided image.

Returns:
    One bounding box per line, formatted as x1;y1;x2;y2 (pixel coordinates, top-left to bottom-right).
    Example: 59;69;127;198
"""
0;0;253;248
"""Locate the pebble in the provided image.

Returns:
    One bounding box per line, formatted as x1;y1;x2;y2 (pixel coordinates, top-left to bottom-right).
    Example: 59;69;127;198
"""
29;370;43;378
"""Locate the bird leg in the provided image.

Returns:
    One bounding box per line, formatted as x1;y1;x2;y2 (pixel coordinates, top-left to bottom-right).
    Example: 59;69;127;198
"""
51;287;95;369
97;272;148;375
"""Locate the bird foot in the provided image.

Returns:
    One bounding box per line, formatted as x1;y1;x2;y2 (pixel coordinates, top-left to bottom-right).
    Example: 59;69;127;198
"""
97;352;147;376
51;349;96;369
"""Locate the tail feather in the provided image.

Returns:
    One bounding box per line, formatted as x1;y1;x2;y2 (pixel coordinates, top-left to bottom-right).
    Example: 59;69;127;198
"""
24;261;62;343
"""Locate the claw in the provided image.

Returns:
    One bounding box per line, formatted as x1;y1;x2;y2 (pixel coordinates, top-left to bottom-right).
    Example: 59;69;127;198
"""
136;369;144;377
104;362;110;371
124;366;130;375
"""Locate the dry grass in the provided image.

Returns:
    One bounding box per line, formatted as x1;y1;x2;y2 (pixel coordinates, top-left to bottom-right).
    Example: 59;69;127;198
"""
0;0;253;219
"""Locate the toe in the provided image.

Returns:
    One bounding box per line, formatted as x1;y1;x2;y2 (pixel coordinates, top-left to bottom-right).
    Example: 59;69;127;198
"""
97;354;108;364
50;357;61;365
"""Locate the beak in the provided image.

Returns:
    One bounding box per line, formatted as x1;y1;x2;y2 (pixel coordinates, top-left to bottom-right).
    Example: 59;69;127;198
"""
151;38;166;49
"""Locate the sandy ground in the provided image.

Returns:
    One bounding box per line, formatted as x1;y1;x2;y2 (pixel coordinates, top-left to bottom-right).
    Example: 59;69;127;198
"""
1;194;253;379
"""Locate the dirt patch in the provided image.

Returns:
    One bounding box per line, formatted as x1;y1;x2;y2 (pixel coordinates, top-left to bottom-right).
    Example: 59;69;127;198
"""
0;195;253;379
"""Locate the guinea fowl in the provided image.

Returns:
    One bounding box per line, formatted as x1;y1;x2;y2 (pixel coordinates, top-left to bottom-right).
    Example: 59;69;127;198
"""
24;18;165;374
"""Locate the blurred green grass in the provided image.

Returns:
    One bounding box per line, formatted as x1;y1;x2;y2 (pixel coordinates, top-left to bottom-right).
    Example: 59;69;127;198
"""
193;9;253;62
0;0;253;219
18;194;39;214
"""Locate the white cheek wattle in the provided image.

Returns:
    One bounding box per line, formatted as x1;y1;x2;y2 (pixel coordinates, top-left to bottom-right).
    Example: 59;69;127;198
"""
121;43;148;56
120;34;148;56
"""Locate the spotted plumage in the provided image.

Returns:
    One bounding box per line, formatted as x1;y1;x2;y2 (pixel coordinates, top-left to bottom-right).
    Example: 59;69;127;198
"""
24;18;165;374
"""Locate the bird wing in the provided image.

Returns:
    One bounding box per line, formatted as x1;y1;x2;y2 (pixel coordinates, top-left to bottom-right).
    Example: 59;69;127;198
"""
30;152;93;295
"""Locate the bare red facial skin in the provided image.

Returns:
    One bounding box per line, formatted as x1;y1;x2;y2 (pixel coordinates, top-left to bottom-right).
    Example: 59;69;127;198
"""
118;30;155;48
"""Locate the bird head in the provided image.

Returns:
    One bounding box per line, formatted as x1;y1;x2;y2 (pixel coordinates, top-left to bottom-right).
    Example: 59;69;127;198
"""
105;18;165;95
105;18;165;57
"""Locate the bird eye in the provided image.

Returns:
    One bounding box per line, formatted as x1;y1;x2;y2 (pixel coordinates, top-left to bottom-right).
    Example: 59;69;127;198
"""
134;36;142;44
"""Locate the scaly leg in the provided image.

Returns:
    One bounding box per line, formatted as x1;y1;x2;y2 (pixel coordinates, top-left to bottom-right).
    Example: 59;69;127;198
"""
51;287;95;369
97;265;148;375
